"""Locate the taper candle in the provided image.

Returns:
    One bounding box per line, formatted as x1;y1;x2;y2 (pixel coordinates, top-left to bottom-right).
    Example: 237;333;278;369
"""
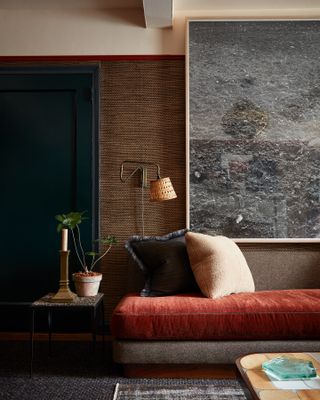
61;228;68;251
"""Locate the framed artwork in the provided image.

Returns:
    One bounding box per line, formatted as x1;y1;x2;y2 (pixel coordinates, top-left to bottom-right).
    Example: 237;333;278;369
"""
187;20;320;240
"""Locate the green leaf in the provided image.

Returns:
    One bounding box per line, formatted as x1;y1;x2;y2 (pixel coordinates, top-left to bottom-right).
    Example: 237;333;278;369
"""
86;251;99;257
96;235;118;245
56;223;63;232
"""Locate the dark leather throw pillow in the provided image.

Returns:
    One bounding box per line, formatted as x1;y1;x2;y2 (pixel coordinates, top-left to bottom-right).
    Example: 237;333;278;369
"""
125;229;198;296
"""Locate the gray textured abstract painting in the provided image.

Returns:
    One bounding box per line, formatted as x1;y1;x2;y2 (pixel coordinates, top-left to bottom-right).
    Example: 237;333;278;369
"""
188;20;320;238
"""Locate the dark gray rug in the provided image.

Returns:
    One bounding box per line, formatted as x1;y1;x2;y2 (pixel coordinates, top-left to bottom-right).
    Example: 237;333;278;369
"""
0;341;245;400
113;382;246;400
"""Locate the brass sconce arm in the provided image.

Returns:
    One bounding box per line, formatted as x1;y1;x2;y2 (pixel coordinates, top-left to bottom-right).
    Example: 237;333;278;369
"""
120;160;161;188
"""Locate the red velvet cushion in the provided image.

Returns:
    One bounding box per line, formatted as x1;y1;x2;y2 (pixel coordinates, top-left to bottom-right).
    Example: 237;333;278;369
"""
111;290;320;340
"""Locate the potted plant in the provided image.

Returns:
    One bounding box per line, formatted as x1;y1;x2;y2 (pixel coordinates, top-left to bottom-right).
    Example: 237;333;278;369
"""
55;211;117;297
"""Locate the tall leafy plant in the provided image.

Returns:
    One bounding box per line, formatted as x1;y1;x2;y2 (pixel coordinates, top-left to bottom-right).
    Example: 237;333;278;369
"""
55;211;117;274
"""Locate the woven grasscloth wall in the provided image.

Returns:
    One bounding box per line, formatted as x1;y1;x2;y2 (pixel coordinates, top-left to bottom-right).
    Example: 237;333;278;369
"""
99;60;186;319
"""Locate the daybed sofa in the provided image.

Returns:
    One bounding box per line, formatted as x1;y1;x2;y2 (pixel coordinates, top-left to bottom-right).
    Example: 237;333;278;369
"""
111;239;320;365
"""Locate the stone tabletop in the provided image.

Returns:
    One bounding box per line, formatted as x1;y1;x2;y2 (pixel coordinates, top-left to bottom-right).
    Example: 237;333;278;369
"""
32;293;104;307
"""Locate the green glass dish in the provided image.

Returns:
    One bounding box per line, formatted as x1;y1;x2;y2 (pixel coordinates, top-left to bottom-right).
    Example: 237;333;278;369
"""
262;356;317;380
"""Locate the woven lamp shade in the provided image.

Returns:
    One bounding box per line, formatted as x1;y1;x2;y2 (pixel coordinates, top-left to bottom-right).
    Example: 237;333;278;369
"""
150;177;177;201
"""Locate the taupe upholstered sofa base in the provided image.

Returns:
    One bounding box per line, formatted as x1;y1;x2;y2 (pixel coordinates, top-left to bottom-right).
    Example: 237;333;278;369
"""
113;340;320;364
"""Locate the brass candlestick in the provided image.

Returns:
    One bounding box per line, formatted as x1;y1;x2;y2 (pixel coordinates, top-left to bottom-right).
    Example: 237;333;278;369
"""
50;250;77;303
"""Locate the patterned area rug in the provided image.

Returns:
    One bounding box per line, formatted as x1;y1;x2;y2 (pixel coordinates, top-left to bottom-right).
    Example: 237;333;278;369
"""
0;341;246;400
113;382;246;400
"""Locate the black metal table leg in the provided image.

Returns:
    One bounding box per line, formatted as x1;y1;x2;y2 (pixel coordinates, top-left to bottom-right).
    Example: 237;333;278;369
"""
101;299;105;353
30;308;35;378
91;307;97;354
48;309;52;356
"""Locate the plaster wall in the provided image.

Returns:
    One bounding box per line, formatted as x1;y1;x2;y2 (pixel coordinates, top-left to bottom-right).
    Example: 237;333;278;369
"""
0;4;320;55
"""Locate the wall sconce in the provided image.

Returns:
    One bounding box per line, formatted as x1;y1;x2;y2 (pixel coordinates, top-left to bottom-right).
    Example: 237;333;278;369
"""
120;160;177;234
120;160;177;201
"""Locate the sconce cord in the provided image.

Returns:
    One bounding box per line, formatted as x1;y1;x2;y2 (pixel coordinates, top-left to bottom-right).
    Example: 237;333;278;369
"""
120;160;162;236
141;184;145;236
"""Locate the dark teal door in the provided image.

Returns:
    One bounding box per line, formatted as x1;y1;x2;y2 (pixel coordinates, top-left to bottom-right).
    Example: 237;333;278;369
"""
0;68;98;303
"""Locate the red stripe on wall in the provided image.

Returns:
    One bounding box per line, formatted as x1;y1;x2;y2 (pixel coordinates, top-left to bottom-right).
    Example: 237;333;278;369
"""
0;55;185;62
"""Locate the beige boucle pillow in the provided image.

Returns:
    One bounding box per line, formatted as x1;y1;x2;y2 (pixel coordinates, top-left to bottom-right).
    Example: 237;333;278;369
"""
185;232;255;299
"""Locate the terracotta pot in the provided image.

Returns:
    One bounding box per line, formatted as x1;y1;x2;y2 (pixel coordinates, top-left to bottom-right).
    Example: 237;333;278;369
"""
72;272;102;297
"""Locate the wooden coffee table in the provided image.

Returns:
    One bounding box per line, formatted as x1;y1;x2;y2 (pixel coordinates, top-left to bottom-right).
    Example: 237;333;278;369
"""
236;352;320;400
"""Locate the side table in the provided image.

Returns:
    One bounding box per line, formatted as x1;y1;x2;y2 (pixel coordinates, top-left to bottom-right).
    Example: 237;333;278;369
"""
30;292;105;377
236;352;320;400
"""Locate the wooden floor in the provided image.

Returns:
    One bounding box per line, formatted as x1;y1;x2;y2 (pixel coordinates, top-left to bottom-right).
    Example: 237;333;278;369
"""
0;332;237;378
123;363;237;379
0;331;108;341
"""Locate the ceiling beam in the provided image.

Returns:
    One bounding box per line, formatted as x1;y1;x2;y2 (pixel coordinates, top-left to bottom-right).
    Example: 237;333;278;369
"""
142;0;173;28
